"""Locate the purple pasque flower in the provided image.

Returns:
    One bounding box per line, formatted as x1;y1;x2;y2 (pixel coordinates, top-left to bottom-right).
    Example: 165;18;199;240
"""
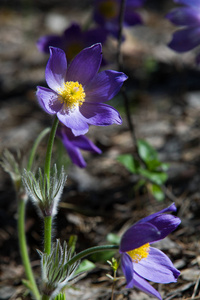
119;203;181;300
94;0;145;37
57;126;102;168
36;44;127;136
166;0;200;63
37;23;108;62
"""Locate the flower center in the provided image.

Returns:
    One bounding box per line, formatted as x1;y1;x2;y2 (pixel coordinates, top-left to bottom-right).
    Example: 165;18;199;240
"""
99;0;119;19
58;81;85;111
127;243;150;263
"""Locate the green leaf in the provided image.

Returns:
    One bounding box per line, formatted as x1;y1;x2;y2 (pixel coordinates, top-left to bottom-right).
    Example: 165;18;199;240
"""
117;154;139;173
90;250;116;263
139;168;168;185
55;293;66;300
149;184;165;201
160;162;170;171
107;257;119;272
106;233;120;245
137;140;161;170
75;259;96;275
68;235;77;255
134;178;146;191
22;279;33;291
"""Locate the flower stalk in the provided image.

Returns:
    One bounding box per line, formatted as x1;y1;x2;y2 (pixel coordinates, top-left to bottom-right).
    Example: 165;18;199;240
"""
18;197;41;300
44;117;60;190
44;216;53;255
18;128;52;299
43;116;59;255
65;245;119;268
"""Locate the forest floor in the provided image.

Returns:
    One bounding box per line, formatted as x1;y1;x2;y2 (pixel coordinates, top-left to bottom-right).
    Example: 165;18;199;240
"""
0;1;200;299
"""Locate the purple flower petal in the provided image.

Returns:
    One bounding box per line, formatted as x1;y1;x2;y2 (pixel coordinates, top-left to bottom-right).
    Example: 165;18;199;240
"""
133;272;162;300
36;86;62;114
93;0;119;27
168;26;200;52
45;47;67;91
80;102;122;126
134;247;180;283
93;0;144;33
149;214;181;242
85;70;127;103
57;126;101;167
71;135;102;153
37;44;126;134
121;253;134;288
62;23;84;61
58;130;87;168
174;0;200;8
37;35;65;54
63;23;82;43
119;223;161;253
166;8;200;26
126;0;146;8
124;11;143;26
84;27;108;46
137;203;177;224
65;44;102;86
57;109;89;136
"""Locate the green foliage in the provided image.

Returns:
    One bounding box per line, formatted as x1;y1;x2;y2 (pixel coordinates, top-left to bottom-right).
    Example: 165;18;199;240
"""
38;239;79;297
55;293;66;300
117;154;139;173
106;233;121;245
118;139;169;201
75;259;96;275
107;257;119;272
106;257;122;282
68;235;77;255
90;233;120;263
149;184;165;201
90;250;116;262
139;168;167;185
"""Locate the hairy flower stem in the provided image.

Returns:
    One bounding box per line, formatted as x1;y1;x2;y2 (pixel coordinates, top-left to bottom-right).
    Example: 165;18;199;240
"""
44;117;59;189
18;197;41;300
43;116;59;255
44;216;53;255
66;245;119;267
17;128;53;299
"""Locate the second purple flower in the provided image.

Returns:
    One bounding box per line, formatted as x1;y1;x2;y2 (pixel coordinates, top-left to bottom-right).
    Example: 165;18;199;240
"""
166;0;200;63
37;44;127;136
119;203;181;299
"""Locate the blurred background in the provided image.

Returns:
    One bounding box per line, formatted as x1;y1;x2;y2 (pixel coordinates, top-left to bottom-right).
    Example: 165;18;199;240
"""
0;0;200;299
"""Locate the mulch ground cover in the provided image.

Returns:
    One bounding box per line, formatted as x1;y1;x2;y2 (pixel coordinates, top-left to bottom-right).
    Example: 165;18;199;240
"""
0;1;200;299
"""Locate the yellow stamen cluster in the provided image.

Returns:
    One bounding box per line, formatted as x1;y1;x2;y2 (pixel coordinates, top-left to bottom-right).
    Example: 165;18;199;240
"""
99;0;119;19
57;81;85;111
127;243;150;263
